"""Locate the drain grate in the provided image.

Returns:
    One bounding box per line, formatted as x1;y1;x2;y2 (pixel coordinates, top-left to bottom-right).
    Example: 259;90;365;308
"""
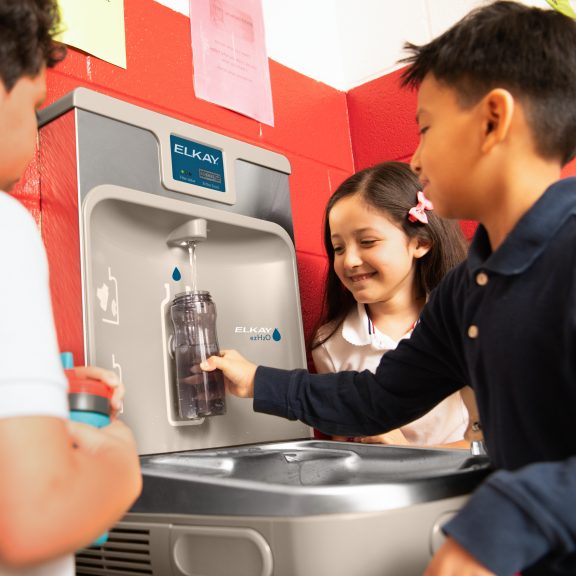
75;526;153;575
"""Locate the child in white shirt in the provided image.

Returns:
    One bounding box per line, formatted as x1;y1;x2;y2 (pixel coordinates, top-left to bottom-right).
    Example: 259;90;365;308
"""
312;162;479;446
0;2;141;574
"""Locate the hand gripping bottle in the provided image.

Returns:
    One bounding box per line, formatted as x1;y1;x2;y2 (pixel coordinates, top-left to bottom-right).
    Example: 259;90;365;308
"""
61;352;112;547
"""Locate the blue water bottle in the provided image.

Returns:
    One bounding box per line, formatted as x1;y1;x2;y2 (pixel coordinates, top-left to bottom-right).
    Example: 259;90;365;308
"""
61;352;112;547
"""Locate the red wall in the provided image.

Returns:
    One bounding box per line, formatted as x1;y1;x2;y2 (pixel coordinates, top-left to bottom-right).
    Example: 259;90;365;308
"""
347;68;481;239
11;0;354;362
347;68;418;171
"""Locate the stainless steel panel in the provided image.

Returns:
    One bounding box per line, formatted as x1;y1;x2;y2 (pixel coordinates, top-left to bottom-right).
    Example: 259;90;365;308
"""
132;440;491;517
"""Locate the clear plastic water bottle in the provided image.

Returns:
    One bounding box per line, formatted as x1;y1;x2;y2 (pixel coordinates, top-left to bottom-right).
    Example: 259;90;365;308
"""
170;291;226;420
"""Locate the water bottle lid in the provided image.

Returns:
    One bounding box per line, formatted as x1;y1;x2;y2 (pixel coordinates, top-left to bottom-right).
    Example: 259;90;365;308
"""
66;369;113;398
66;369;113;415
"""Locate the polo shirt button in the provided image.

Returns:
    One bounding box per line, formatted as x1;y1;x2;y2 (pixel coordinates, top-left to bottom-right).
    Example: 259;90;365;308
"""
468;325;479;339
476;272;489;286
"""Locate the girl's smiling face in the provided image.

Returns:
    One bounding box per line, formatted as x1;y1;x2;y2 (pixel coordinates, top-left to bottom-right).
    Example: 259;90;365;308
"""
329;193;429;306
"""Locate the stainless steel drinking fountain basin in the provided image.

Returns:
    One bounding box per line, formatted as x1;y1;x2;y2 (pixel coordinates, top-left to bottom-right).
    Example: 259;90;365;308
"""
132;440;491;517
78;441;492;576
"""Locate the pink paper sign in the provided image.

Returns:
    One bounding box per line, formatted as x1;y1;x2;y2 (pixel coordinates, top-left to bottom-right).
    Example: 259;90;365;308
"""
190;0;274;126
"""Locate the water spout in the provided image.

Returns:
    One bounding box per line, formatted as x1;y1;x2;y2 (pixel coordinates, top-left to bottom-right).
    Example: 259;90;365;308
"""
166;218;208;247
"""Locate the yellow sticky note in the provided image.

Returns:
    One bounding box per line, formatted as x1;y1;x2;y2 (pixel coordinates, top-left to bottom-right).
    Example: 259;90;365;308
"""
546;0;576;18
56;0;127;69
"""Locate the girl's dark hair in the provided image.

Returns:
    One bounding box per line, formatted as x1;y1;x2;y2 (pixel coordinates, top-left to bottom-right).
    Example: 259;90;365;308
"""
0;0;66;91
400;1;576;165
312;161;467;348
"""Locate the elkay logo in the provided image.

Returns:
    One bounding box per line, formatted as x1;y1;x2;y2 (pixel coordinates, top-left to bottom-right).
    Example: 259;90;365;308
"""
235;327;282;342
173;143;220;165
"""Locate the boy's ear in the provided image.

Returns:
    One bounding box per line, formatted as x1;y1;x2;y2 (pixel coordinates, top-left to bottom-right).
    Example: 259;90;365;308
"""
480;88;515;153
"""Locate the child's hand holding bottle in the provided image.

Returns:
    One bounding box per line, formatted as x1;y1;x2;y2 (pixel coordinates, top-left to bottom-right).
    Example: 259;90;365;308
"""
67;365;124;419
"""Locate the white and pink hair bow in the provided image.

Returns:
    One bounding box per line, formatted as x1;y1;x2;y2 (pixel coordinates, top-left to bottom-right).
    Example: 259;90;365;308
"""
408;191;434;224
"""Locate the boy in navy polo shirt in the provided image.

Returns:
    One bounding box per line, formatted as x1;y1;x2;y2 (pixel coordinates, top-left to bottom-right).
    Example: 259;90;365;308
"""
202;2;576;574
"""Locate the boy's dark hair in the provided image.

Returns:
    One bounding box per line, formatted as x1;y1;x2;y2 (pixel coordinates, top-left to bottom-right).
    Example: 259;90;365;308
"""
0;0;66;91
312;162;468;349
401;1;576;165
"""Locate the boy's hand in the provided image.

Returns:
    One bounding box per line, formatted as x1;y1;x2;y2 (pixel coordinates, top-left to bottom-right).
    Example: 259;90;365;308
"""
70;365;123;419
201;350;257;398
424;537;495;576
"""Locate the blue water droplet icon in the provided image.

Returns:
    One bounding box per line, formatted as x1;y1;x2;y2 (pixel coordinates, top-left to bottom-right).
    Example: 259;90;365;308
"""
272;328;281;342
172;267;182;281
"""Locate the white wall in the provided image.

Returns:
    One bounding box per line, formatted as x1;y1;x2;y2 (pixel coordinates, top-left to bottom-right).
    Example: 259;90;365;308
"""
154;0;553;91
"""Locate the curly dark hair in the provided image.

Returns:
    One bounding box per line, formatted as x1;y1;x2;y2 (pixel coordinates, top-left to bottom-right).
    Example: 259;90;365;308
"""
0;0;66;91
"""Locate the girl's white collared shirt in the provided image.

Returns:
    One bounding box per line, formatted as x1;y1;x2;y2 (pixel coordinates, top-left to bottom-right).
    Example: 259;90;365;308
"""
312;303;469;445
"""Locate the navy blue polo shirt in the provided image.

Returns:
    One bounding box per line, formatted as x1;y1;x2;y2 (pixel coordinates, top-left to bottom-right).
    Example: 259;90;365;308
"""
254;178;576;575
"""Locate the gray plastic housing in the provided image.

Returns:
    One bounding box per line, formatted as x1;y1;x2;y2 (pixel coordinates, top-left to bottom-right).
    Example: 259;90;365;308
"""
38;89;311;455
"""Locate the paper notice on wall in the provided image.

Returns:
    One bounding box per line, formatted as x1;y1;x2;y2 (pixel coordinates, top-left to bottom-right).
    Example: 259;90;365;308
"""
546;0;576;18
56;0;127;69
189;0;274;126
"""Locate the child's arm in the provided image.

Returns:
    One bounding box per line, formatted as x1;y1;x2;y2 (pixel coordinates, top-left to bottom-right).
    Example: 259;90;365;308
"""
441;457;576;574
0;195;141;567
0;415;141;567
